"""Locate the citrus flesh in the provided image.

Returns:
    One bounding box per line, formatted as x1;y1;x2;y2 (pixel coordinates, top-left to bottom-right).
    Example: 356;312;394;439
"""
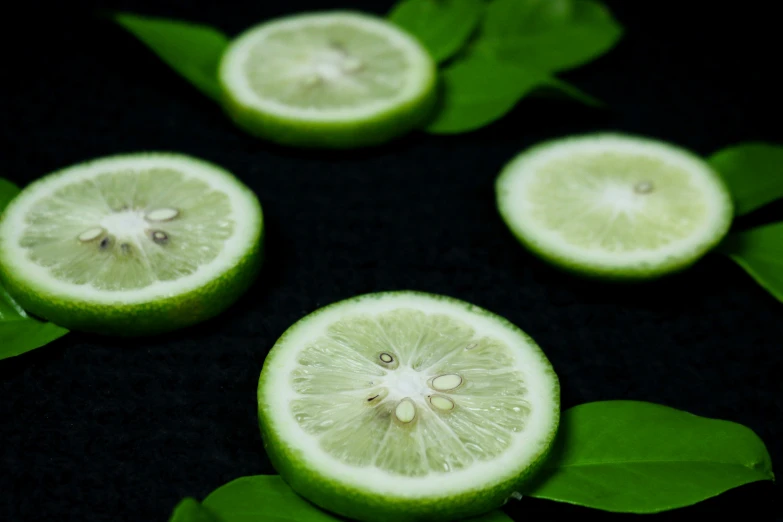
0;152;263;336
258;291;559;521
496;133;734;280
218;11;438;148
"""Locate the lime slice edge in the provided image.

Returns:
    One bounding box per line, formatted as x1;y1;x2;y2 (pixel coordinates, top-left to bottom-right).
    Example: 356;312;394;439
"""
496;133;734;279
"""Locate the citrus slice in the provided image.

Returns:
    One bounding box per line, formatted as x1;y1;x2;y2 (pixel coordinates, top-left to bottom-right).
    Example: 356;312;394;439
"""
218;11;438;149
0;152;263;336
495;133;734;280
257;291;559;521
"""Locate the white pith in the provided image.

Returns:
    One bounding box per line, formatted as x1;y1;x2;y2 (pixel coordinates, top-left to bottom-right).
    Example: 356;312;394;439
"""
385;365;429;400
0;153;261;304
259;293;558;498
219;11;435;122
496;134;732;269
97;209;149;239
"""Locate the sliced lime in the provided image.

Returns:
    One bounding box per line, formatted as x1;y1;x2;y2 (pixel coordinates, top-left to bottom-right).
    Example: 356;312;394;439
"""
0;153;263;336
218;11;438;148
258;291;559;521
495;133;734;280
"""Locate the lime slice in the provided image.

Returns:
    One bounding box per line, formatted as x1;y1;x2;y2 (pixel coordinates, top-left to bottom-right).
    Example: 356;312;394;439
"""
495;133;734;280
0;153;263;336
257;291;559;521
218;11;438;149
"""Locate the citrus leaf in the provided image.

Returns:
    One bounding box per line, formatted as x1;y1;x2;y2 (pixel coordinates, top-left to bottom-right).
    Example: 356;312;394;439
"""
1;179;70;361
112;12;229;101
533;77;604;107
0;291;70;361
202;475;339;522
718;222;783;303
472;0;623;72
169;498;223;522
203;474;509;521
426;57;544;133
526;400;774;513
425;56;591;133
708;142;783;216
388;0;484;63
0;178;19;211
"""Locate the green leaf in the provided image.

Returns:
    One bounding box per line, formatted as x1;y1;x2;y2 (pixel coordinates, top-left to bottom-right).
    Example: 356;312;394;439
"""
425;57;541;133
113;12;229;101
388;0;484;63
1;179;70;361
425;56;593;133
169;498;223;522
532;77;604;107
0;288;70;361
0;178;20;211
708;142;783;216
718;222;783;303
526;400;774;513
473;0;623;72
202;474;509;522
202;475;339;522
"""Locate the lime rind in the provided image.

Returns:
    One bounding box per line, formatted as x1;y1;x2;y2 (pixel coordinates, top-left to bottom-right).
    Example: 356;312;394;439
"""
217;11;439;148
495;133;735;281
0;152;263;336
258;291;559;521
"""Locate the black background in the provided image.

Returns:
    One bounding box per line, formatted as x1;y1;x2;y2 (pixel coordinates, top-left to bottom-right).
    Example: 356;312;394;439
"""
1;1;781;521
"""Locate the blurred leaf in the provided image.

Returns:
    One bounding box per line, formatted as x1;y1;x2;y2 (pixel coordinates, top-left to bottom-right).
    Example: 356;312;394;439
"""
113;12;229;100
426;56;596;133
388;0;484;62
0;179;70;361
473;0;623;72
718;222;783;303
708;142;783;216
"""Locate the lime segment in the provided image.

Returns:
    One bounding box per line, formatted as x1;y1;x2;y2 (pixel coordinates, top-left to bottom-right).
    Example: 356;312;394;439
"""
218;11;438;148
0;153;263;335
258;291;559;521
495;133;734;280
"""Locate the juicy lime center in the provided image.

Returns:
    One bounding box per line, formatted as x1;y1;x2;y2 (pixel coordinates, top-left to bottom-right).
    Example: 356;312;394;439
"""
525;151;708;252
243;22;409;109
18;168;235;291
290;308;531;477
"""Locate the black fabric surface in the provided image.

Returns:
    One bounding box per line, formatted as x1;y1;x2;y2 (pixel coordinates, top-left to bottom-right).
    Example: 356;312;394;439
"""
1;1;781;521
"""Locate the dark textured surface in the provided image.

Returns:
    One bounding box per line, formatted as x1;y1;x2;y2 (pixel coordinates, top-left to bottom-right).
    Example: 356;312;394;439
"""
0;1;781;521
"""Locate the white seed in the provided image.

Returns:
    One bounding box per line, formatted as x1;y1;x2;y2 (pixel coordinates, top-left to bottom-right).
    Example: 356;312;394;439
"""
78;227;105;242
431;374;463;391
146;208;179;222
634;181;654;194
429;395;455;411
394;398;416;423
465;342;477;350
379;353;393;363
